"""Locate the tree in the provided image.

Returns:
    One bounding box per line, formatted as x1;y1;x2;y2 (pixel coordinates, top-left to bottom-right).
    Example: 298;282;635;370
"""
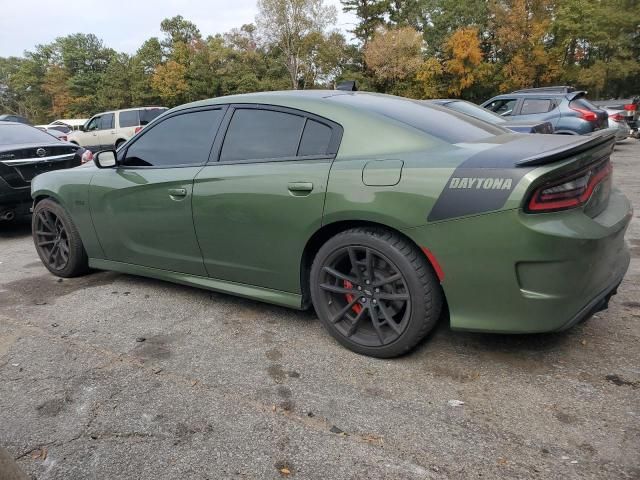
490;0;561;91
256;0;337;89
160;15;202;52
151;60;188;105
443;27;484;96
364;26;424;94
341;0;388;45
419;0;490;56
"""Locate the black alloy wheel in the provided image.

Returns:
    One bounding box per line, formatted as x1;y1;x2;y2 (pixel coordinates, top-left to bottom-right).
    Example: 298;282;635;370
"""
32;198;89;278
34;209;70;271
317;245;411;347
311;227;442;358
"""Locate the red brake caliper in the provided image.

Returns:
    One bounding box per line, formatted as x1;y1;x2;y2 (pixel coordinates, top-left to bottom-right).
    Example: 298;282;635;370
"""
343;280;363;314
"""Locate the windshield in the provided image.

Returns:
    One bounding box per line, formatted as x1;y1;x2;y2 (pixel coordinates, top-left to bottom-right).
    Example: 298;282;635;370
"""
444;100;507;124
0;123;62;145
329;93;508;143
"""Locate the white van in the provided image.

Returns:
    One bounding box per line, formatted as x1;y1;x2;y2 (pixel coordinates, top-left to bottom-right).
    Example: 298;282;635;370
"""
68;107;167;151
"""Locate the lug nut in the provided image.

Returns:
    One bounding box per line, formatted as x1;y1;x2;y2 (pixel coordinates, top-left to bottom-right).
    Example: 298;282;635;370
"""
375;288;380;293
357;286;362;291
360;297;367;302
372;299;377;304
365;280;370;285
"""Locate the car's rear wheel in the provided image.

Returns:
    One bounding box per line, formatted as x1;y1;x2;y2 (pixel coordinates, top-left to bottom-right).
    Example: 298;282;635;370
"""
310;227;442;358
32;199;89;278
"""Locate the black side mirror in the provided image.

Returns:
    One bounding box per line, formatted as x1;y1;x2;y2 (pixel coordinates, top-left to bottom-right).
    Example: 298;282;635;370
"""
94;150;117;169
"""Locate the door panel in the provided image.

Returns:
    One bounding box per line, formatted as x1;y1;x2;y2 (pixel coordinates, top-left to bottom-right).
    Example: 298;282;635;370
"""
193;160;332;293
82;116;102;150
89;167;207;275
514;98;559;127
98;113;116;149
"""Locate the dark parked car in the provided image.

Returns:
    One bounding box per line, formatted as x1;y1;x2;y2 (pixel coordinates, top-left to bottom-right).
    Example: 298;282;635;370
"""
0;114;30;124
424;99;554;134
481;86;608;135
0;121;84;221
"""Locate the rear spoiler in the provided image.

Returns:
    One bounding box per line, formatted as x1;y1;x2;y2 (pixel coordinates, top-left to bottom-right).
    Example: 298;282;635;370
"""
516;130;615;167
566;91;587;101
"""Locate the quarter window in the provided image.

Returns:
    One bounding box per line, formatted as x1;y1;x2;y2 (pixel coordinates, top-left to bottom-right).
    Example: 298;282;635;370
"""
298;119;332;156
139;108;166;125
119;110;140;128
520;99;554;115
220;109;305;161
122;109;224;167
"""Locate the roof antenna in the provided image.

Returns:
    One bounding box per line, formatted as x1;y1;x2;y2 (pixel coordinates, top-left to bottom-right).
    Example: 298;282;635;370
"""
336;80;358;91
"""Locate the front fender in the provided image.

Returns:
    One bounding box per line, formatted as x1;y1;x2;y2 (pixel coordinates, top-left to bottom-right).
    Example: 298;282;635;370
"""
32;168;105;259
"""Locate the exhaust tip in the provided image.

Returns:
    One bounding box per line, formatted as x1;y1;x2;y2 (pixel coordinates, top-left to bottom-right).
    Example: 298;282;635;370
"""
1;210;15;221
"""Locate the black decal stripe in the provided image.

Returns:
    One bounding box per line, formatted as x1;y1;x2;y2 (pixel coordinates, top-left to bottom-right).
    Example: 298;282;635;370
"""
427;136;550;222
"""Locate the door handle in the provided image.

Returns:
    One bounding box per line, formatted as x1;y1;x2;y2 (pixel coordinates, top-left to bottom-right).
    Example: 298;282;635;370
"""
287;182;313;193
168;188;187;198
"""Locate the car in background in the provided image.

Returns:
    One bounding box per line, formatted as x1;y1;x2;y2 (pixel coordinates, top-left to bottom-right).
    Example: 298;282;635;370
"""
30;91;630;358
481;86;608;135
49;119;88;132
67;107;167;151
0;114;30;124
424;99;554;134
34;124;71;142
0;121;84;221
592;97;639;139
600;107;630;142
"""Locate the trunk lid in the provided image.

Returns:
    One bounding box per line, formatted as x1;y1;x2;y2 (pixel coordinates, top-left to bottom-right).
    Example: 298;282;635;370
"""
427;131;615;222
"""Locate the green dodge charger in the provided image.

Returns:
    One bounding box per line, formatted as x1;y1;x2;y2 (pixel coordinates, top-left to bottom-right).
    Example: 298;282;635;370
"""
31;91;632;357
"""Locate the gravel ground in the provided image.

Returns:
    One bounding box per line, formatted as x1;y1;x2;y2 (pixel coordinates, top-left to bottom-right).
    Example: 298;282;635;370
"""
1;141;639;480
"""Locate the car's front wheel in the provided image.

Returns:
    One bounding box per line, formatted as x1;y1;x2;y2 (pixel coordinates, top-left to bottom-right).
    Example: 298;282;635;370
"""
32;199;89;278
310;227;442;358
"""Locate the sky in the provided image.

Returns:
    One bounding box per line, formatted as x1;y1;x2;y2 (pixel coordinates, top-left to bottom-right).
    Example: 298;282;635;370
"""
0;0;357;57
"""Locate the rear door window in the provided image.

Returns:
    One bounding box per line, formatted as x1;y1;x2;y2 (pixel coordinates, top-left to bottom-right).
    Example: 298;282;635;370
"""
99;113;114;130
520;99;554;114
220;109;305;162
119;110;140;128
122;109;224;167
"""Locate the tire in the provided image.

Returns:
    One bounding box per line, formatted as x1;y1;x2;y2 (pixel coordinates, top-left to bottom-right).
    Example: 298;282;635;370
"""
32;198;89;278
115;139;126;149
310;227;442;358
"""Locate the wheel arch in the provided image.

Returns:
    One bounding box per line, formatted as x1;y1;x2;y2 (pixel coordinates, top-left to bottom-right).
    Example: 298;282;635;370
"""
300;219;445;309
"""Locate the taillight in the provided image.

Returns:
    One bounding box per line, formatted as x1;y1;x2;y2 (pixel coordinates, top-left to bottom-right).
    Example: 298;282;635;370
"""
610;113;624;122
60;135;67;141
569;105;597;122
526;160;612;212
134;126;143;134
624;104;637;111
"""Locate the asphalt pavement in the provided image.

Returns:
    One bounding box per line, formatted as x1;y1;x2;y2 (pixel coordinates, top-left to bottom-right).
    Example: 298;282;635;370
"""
1;140;639;479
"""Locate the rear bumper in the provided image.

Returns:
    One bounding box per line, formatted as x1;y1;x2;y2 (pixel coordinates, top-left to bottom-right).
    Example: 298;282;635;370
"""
403;188;632;333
